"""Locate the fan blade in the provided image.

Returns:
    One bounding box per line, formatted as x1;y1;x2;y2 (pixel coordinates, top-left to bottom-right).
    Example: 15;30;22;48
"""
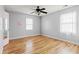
38;12;41;15
38;13;40;15
40;8;45;10
30;10;38;15
40;10;47;14
30;11;34;14
30;10;36;14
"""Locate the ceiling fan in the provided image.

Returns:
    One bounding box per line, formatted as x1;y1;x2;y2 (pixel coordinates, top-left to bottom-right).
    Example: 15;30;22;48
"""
31;6;48;15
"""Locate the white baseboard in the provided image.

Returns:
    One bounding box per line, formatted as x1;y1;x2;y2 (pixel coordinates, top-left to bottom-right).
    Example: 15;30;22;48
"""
9;34;79;45
42;34;79;45
9;34;40;40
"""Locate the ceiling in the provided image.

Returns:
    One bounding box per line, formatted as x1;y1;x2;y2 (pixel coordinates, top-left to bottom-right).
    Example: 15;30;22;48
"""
4;5;73;16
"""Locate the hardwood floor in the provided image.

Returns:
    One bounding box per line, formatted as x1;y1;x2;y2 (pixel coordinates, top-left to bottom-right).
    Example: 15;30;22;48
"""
3;35;79;54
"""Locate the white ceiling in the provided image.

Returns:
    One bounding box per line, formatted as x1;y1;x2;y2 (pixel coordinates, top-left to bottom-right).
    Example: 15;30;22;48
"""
4;5;73;16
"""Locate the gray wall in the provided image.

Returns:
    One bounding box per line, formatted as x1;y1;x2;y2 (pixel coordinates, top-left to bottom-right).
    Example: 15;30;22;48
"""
41;6;79;45
9;12;41;39
7;6;79;44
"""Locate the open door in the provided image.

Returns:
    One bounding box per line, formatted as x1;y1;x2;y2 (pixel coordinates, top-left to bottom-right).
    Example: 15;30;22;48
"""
0;16;4;53
3;12;9;46
0;9;9;54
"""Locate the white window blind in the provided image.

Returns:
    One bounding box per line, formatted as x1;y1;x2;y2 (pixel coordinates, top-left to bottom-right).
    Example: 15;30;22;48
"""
60;12;76;34
26;18;33;30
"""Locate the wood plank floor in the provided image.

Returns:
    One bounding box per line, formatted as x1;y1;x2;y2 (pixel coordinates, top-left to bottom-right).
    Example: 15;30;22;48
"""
3;35;79;54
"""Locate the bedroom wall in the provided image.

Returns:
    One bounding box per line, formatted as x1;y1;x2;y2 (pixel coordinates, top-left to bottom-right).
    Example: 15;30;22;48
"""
41;6;79;45
7;6;79;44
8;12;41;40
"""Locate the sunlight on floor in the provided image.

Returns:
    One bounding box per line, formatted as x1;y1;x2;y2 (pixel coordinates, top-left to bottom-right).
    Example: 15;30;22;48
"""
25;40;33;53
57;47;76;54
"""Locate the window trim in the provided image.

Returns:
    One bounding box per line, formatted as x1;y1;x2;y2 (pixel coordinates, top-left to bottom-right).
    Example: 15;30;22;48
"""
26;18;33;30
60;12;76;35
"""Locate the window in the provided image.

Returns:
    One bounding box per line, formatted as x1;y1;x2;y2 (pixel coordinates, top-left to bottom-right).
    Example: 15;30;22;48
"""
5;18;8;31
60;12;76;34
26;18;33;30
